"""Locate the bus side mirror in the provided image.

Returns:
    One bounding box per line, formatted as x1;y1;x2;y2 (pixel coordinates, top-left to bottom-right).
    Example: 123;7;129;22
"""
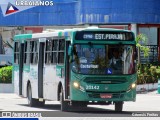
68;45;73;56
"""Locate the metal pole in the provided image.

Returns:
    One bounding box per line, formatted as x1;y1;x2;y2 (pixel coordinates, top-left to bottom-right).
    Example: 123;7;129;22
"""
131;24;139;63
0;34;3;54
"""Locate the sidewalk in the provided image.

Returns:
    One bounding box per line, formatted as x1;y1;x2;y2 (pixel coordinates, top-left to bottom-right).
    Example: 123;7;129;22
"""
0;83;14;93
0;93;20;99
137;89;159;95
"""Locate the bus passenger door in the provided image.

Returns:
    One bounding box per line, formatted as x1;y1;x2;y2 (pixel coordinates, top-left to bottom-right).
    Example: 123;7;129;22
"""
43;39;58;100
65;41;71;99
19;43;24;95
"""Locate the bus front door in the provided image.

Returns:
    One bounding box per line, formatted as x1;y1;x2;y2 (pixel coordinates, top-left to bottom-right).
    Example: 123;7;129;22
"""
65;41;71;99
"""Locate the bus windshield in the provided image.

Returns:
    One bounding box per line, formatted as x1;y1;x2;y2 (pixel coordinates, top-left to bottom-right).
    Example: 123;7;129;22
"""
72;44;136;75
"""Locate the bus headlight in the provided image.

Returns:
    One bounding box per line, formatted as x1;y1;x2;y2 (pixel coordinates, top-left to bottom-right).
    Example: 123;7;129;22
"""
73;81;80;88
131;83;136;89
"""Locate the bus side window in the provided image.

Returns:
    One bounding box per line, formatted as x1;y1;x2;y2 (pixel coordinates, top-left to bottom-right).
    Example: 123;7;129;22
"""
24;42;27;64
24;41;31;65
33;41;39;64
45;39;52;64
58;52;64;64
51;39;58;64
14;42;20;64
27;42;30;65
30;41;34;64
58;39;65;64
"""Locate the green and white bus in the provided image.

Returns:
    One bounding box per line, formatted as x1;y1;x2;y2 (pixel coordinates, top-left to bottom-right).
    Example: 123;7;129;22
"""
13;27;137;112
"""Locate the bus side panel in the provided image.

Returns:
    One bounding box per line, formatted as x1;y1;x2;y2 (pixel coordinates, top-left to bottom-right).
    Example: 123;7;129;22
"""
22;65;30;97
29;64;39;99
14;65;19;95
43;65;59;100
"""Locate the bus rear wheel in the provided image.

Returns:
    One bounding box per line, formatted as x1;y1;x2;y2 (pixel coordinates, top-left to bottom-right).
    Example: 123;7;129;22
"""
115;102;123;112
27;84;37;107
60;88;69;111
27;84;44;107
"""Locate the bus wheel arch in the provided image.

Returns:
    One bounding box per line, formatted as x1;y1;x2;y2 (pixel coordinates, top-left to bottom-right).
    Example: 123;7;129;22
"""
27;80;37;107
26;80;31;96
60;86;69;111
57;82;62;101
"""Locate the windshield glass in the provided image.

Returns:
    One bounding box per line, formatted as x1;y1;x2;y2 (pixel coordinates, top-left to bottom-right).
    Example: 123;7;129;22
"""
72;44;136;75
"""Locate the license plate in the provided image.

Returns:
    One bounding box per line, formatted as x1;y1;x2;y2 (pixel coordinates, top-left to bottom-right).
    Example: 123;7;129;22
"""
100;94;112;98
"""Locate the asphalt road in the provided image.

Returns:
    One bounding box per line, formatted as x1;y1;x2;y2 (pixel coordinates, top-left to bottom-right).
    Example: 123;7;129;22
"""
0;90;160;118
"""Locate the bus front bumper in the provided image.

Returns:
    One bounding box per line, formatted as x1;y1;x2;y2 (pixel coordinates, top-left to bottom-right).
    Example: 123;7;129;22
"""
70;87;136;102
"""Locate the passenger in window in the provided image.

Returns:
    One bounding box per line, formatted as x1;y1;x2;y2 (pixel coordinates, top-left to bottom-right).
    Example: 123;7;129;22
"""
109;48;123;71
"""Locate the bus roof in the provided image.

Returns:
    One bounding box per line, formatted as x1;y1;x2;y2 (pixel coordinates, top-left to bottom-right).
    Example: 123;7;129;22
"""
14;27;133;41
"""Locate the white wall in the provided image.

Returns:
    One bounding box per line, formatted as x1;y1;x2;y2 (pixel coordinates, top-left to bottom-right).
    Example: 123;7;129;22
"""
0;83;14;93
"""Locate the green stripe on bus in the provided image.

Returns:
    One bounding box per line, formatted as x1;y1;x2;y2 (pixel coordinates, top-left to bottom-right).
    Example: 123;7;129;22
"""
14;34;32;41
58;32;63;37
23;65;30;72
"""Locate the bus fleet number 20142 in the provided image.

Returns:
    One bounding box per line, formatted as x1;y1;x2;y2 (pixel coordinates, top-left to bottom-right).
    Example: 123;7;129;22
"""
86;85;100;90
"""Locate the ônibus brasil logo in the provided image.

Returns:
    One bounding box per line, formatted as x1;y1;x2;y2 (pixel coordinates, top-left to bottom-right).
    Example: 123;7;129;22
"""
0;0;54;16
6;2;19;15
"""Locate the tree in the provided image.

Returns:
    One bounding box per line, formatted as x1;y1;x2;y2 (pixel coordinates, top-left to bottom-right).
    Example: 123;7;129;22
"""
136;33;149;64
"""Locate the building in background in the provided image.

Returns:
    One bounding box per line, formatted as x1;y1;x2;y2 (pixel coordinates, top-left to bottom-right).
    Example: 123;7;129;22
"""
0;0;160;64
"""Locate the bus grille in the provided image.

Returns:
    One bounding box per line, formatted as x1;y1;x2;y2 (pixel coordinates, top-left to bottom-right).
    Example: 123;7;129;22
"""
84;77;127;84
88;93;124;99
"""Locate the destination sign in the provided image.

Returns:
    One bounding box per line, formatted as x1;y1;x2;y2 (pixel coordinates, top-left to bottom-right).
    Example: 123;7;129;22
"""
75;31;134;41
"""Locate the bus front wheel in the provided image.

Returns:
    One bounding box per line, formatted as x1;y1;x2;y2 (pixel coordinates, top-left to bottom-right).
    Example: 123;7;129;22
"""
72;101;87;108
38;100;45;107
115;102;123;112
60;88;69;111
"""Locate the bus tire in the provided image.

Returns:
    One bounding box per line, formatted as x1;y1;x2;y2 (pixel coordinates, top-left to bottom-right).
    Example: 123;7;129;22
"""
38;100;45;107
60;88;69;111
27;84;38;107
115;102;123;112
72;101;87;108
